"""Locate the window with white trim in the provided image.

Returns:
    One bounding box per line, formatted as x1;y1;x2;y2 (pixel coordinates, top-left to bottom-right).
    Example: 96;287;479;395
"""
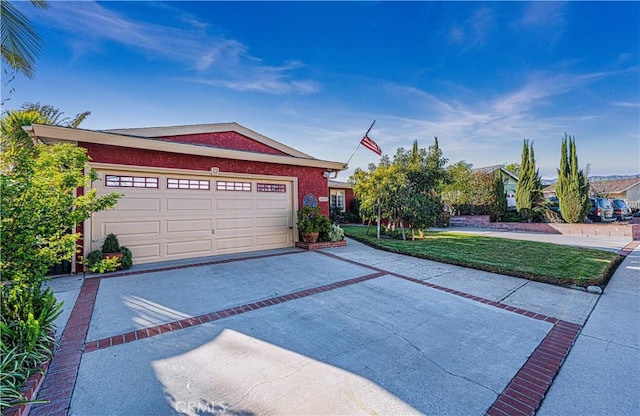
167;178;210;190
216;181;251;191
105;175;158;188
330;189;346;212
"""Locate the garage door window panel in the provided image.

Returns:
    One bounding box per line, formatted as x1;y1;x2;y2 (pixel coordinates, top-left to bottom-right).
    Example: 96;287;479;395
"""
167;178;210;190
216;181;251;191
106;175;158;188
257;183;286;193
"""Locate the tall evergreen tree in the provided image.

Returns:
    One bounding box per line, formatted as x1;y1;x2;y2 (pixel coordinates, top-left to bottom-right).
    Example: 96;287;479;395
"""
493;171;507;221
515;139;542;220
556;133;590;223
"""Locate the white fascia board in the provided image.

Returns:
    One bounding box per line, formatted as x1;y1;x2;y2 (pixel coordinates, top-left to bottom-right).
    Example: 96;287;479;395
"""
29;124;346;171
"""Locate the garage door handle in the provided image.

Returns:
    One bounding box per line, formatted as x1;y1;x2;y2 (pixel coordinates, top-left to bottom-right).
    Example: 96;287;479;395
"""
211;229;215;234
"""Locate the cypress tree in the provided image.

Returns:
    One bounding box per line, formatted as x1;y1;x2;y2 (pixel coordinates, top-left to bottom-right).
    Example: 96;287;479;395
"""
493;171;507;221
556;134;590;223
515;140;531;214
515;139;542;221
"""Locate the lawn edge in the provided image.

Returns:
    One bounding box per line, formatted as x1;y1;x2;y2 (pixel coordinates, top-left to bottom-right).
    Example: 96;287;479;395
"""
343;228;621;288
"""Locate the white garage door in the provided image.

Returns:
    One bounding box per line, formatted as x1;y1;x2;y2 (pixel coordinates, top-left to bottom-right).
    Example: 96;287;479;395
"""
90;169;294;264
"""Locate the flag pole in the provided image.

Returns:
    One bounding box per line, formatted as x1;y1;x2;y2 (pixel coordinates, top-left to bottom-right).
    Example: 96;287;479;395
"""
345;120;376;167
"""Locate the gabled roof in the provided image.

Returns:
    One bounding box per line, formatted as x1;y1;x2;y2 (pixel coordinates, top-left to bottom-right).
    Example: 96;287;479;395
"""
589;178;640;193
104;122;314;159
473;164;519;181
24;123;346;171
544;177;640;194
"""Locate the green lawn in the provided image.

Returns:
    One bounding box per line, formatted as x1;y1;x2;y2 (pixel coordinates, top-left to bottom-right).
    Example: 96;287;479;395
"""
342;226;620;287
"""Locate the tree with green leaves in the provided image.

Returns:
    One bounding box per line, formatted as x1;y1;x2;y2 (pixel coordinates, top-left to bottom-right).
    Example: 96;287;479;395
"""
351;157;403;238
396;138;447;236
515;139;543;221
21;102;90;128
0;109;45;167
503;162;521;178
556;133;590;223
351;137;447;239
493;171;507;221
1;0;48;79
441;161;475;214
0;108;119;409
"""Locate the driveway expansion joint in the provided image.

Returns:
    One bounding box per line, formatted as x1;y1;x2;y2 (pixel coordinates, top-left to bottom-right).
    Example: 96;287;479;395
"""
316;249;584;416
83;271;386;353
36;245;597;415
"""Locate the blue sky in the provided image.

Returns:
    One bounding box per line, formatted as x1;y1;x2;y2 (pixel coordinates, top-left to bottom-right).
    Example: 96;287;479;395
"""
4;1;639;180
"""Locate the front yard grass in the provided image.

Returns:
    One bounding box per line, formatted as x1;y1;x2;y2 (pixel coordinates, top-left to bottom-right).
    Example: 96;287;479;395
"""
343;226;620;287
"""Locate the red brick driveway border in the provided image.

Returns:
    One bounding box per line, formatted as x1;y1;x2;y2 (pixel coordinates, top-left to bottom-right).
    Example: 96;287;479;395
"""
25;240;639;416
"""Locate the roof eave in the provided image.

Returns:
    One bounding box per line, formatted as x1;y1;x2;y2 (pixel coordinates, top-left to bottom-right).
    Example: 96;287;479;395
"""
29;124;347;171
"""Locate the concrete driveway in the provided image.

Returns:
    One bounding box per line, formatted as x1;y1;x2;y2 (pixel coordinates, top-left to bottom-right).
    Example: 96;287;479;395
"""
33;238;637;416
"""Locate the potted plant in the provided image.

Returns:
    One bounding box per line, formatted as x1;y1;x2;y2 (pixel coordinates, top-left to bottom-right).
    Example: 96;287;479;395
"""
84;233;133;272
85;249;120;273
101;233;123;262
297;206;330;243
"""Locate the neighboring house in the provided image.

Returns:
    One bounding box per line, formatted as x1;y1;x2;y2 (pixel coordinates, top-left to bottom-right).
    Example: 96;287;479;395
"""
473;165;519;208
589;178;640;208
25;123;346;269
328;180;355;213
544;178;640;209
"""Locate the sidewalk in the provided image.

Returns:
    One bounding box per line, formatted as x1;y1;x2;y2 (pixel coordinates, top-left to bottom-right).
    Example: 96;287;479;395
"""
538;245;640;415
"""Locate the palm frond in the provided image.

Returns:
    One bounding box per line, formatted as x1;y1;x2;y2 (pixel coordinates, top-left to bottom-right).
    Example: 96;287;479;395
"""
1;1;45;78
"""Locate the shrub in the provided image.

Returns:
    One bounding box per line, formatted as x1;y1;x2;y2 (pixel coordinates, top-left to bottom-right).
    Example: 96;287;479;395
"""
327;224;345;242
85;249;120;273
87;256;120;273
0;287;60;411
436;211;450;227
101;233;121;254
120;247;133;270
329;207;344;224
316;215;333;242
85;249;103;269
297;206;327;233
501;211;521;223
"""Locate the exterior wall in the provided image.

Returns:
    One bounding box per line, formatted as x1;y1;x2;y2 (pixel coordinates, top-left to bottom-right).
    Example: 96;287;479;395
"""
449;215;491;227
157;132;288;156
503;177;518;196
81;142;330;215
626;184;640;209
345;188;355;211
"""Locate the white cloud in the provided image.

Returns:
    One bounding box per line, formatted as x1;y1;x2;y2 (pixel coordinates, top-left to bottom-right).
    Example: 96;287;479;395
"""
38;1;319;95
519;2;567;30
613;101;640;109
448;6;496;50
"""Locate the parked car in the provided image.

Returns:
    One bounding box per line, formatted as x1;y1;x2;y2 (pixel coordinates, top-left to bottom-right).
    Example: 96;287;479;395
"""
588;198;616;222
611;199;633;221
546;196;561;214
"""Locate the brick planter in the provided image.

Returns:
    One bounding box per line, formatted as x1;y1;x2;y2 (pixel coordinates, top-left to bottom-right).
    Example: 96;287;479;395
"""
450;215;639;240
295;240;347;250
3;355;52;416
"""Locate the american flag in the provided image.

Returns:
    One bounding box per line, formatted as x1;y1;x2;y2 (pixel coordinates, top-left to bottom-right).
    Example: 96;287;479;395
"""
360;134;382;156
